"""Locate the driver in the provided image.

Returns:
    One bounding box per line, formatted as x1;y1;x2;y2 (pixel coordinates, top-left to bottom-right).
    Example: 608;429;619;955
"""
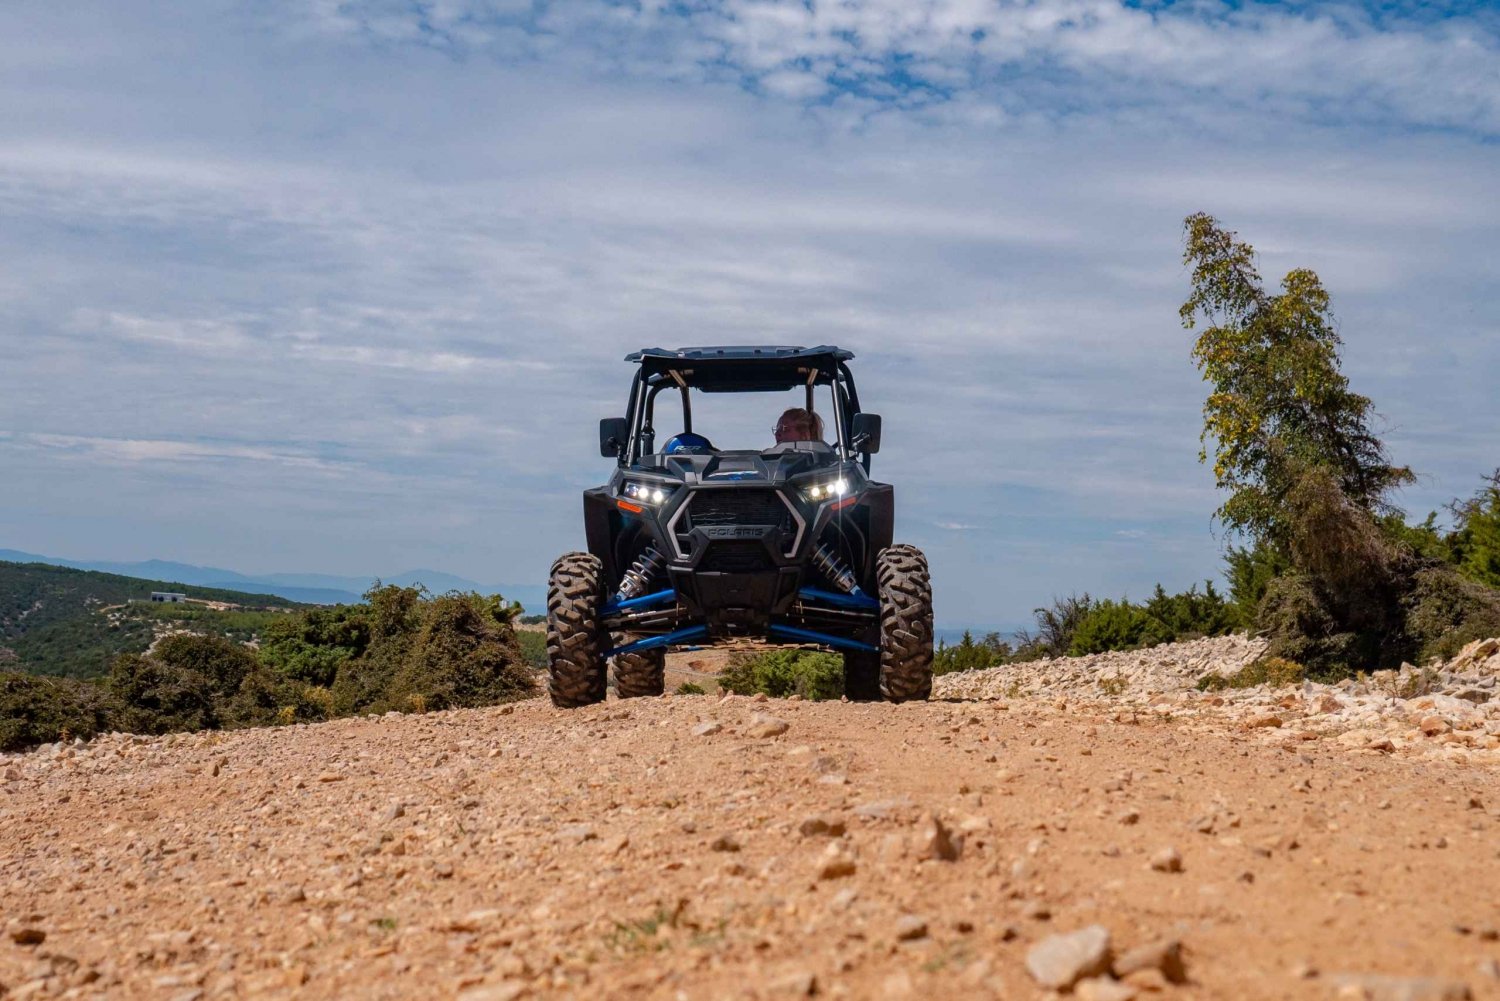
774;408;824;445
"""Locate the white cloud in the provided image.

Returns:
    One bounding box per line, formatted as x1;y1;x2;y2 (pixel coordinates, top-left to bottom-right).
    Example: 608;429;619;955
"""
0;0;1495;622
269;0;1500;134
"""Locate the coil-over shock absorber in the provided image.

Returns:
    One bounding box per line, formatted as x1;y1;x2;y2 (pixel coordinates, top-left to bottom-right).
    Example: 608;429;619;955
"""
616;545;668;601
812;542;860;595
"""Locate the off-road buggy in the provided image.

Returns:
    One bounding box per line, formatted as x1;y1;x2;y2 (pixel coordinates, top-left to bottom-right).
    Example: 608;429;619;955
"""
546;345;933;706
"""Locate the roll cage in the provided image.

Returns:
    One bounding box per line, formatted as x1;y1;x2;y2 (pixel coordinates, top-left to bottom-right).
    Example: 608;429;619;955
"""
616;345;870;469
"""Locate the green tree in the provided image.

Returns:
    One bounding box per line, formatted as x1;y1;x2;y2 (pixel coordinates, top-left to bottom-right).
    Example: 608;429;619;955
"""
1180;212;1413;547
1449;470;1500;589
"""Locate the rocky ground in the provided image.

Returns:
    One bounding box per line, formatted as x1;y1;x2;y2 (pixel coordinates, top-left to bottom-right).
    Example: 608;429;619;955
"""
4;639;1500;1000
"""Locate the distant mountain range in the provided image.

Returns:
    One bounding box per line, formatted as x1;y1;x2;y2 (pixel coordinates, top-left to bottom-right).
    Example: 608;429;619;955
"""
0;549;546;611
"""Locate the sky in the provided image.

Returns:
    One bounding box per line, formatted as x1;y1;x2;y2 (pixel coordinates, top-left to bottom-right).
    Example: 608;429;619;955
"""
1;1;1497;627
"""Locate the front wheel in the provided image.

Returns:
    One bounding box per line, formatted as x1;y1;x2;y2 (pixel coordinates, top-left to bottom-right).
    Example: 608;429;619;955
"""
876;544;934;701
546;553;608;708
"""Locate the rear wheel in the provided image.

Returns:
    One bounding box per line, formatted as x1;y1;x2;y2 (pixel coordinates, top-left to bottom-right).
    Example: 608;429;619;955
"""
546;553;607;708
613;646;666;698
876;544;933;702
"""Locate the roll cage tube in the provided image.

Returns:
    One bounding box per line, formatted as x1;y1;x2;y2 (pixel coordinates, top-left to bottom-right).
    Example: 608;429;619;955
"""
626;365;866;462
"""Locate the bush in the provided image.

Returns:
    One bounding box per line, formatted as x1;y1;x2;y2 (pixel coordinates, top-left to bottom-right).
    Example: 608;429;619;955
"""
516;630;547;669
1403;565;1500;663
1255;572;1368;678
0;672;118;751
1197;656;1307;691
5;583;540;747
259;605;371;686
1069;600;1148;656
382;593;535;713
108;650;220;734
934;631;1012;675
1063;583;1242;657
719;649;843;701
674;682;706;695
153;633;259;693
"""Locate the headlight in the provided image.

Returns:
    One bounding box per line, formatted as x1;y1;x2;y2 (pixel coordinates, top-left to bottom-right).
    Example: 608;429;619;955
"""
621;481;671;504
802;477;849;502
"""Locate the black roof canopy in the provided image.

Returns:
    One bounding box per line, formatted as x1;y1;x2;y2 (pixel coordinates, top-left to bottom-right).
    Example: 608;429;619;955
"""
624;345;855;393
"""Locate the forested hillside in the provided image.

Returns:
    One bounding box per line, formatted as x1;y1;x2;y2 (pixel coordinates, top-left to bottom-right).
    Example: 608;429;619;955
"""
0;561;301;678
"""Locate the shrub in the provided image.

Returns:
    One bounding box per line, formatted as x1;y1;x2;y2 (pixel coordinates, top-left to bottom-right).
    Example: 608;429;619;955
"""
1029;594;1096;657
1197;656;1307;691
1255;573;1367;678
0;672;118;751
1059;583;1242;657
934;631;1012;675
259;605;371;686
153;633;259;693
1403;565;1500;663
1068;600;1147;656
382;593;536;713
1138;582;1240;643
719;649;843;701
516;630;548;669
674;682;706;695
108;650;219;734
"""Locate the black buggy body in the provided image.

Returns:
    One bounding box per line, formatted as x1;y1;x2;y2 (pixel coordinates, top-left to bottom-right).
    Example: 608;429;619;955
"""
546;345;934;706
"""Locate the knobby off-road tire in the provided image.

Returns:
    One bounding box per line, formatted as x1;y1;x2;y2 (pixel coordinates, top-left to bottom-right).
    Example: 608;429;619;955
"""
612;646;665;699
546;553;608;708
876;544;934;702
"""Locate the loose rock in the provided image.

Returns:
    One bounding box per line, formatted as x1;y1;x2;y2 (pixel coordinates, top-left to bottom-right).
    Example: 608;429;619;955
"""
1026;925;1113;990
748;712;790;738
1113;939;1187;984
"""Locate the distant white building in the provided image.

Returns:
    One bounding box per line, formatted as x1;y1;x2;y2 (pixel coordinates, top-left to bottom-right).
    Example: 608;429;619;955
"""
150;592;188;603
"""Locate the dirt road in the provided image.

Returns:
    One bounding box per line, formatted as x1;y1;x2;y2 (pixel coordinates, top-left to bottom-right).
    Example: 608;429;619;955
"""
3;678;1498;999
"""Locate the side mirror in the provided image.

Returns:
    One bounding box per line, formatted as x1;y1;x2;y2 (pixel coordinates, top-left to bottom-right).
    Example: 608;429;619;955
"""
851;412;882;454
599;417;628;458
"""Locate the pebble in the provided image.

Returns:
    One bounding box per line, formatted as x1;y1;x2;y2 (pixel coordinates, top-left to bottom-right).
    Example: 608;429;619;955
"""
798;814;847;837
1329;973;1472;1000
747;712;790;738
9;928;46;946
557;823;597;844
1076;977;1138;1001
1025;925;1113;989
1149;847;1183;873
1420;716;1451;737
853;796;916;819
692;721;724;737
816;844;857;880
769;970;818;996
1113;939;1187;984
913;815;960;862
894;915;929;941
710;833;741;852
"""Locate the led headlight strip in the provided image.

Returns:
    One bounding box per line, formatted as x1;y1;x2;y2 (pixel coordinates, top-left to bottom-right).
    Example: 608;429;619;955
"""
622;481;670;504
802;478;848;502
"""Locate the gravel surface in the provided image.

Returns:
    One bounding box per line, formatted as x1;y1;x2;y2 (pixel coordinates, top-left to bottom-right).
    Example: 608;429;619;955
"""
3;638;1500;999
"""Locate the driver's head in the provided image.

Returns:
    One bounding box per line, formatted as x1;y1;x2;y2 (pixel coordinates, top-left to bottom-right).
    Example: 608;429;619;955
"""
774;407;824;444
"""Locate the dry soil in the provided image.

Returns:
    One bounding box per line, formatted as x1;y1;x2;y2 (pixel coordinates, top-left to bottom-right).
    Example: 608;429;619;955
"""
3;651;1499;1000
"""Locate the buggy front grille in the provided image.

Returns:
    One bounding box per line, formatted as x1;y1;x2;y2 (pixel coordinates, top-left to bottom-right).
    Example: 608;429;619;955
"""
681;489;795;533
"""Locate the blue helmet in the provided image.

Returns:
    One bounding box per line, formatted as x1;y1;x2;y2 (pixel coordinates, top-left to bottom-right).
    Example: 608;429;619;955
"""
663;432;715;455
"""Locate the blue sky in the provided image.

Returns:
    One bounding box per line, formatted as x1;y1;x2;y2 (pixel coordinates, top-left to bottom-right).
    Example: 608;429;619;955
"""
1;0;1497;627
